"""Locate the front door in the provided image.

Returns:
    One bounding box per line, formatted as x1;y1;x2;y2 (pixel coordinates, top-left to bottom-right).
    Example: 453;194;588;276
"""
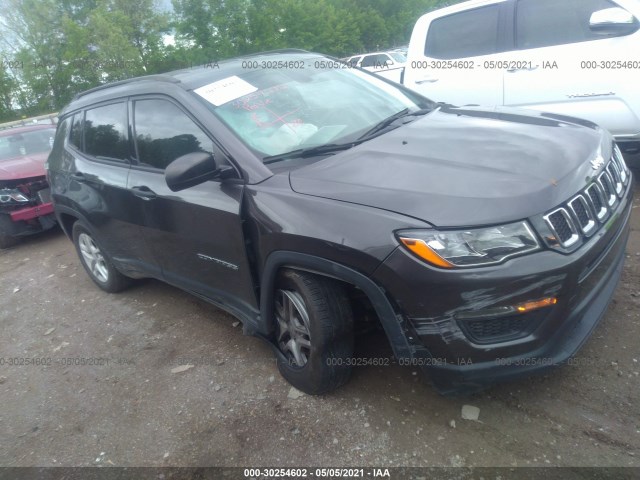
127;97;258;319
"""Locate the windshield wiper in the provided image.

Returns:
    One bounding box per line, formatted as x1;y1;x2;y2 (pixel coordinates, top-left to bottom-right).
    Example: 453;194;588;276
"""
263;142;358;164
262;108;433;164
357;108;433;140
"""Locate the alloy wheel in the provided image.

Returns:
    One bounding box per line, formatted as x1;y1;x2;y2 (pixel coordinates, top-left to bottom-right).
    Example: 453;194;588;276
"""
275;289;312;367
78;232;109;283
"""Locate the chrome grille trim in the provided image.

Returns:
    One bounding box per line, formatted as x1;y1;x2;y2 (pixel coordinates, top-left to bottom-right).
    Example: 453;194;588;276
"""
568;195;596;235
606;161;623;196
597;171;617;206
544;208;580;248
612;144;628;184
586;183;608;221
541;147;628;250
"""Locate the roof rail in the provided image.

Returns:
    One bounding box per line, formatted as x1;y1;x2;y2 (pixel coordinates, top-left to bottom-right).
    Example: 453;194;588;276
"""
72;75;181;101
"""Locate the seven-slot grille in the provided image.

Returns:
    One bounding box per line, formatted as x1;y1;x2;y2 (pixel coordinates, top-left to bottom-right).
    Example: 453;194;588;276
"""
543;145;630;248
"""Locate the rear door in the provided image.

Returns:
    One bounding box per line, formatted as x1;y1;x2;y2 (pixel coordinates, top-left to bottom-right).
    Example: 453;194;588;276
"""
62;102;142;264
126;96;258;317
504;0;640;138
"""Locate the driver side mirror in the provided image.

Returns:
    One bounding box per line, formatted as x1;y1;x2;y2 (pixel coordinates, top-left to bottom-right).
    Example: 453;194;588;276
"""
590;7;638;35
165;152;222;192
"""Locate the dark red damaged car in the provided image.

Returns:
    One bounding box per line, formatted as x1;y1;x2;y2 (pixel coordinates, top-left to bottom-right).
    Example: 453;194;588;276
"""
0;124;57;248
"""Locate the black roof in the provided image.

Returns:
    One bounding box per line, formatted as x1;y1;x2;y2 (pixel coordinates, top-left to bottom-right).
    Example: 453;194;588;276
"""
62;49;321;115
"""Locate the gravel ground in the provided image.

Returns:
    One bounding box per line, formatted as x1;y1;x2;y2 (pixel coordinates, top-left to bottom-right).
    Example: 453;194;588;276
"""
0;186;639;470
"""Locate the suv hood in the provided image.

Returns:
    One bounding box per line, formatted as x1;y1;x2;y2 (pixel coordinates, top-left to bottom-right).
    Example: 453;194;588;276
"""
0;153;48;181
289;106;607;227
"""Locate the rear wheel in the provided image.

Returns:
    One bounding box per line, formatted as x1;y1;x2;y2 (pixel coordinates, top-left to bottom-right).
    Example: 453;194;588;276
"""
274;269;354;395
72;221;131;293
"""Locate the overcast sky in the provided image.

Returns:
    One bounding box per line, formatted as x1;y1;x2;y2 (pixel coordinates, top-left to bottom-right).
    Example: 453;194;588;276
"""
158;0;173;12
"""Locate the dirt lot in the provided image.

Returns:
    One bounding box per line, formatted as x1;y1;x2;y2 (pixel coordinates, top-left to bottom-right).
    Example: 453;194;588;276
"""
0;187;639;470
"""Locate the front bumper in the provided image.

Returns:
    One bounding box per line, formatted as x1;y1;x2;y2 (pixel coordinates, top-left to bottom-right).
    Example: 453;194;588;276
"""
372;176;634;394
9;202;54;222
1;202;56;238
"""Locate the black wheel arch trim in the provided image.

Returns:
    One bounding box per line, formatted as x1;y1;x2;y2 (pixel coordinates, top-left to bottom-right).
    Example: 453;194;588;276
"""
52;212;416;362
258;251;414;361
53;205;149;279
54;205;90;239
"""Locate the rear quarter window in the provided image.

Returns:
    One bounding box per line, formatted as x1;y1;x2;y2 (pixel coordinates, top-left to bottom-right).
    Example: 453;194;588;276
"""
69;113;84;150
49;117;71;166
84;102;129;162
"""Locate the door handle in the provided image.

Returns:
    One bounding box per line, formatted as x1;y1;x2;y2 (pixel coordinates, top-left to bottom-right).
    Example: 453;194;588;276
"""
416;76;439;84
506;66;539;73
71;172;86;183
131;186;157;200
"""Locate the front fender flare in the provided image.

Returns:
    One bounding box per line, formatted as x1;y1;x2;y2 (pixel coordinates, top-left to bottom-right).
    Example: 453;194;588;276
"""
258;251;414;361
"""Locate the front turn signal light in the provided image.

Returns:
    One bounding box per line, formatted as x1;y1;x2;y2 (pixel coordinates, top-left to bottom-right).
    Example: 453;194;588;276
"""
399;237;454;269
516;297;558;313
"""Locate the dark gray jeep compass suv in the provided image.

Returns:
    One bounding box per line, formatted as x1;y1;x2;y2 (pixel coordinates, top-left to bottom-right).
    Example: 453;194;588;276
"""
47;50;634;395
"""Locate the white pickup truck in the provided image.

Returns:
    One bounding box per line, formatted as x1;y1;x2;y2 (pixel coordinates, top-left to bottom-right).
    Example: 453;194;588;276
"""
403;0;640;167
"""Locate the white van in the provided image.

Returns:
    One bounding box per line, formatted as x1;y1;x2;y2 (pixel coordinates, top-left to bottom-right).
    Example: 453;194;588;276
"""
404;0;640;166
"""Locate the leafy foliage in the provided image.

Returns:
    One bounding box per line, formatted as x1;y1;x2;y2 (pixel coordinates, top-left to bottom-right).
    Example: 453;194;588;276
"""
0;0;457;121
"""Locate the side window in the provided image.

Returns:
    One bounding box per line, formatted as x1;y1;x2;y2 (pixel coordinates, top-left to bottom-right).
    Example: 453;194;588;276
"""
425;5;501;59
133;99;214;170
361;54;390;67
360;55;376;67
516;0;620;49
50;117;71;162
84;103;129;162
379;54;393;65
389;52;406;63
69;112;83;150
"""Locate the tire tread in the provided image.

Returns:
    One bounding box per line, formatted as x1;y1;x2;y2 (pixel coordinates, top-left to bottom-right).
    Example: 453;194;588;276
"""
276;269;354;395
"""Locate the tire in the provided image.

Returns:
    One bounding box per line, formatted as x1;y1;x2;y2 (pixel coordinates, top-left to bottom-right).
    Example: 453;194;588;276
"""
274;269;354;395
0;234;20;249
0;215;20;249
72;221;131;293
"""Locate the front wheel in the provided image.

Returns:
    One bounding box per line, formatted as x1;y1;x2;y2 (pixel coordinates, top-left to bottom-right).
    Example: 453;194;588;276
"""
274;269;354;395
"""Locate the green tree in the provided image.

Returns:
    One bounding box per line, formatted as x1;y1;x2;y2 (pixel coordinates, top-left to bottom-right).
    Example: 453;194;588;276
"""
0;0;464;119
172;0;252;61
0;62;19;121
0;0;169;116
0;0;71;112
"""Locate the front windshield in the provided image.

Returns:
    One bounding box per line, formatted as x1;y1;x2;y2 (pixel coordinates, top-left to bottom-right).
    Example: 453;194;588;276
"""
194;59;432;161
0;128;55;161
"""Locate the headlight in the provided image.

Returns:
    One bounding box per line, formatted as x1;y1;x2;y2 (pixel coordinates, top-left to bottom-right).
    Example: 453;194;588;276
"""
397;221;541;268
0;189;30;203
